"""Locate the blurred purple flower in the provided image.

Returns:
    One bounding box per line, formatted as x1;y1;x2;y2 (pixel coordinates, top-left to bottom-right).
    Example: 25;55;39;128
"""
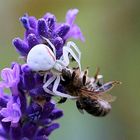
65;9;85;41
0;63;20;96
0;97;21;124
0;124;7;140
0;88;9;108
0;63;20;88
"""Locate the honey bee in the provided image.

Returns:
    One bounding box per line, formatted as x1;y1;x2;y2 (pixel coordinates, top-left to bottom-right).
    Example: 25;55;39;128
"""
59;67;121;117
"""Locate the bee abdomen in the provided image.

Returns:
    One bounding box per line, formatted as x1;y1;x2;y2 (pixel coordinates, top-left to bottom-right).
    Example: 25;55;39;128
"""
80;98;111;117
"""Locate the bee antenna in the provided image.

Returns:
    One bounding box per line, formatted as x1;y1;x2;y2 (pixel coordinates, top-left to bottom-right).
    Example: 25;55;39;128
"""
94;67;100;81
72;70;76;80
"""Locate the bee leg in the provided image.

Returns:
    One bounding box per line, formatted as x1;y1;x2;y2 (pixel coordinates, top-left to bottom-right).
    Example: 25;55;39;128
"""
76;101;84;114
72;70;77;80
94;67;104;86
83;68;88;86
57;97;67;104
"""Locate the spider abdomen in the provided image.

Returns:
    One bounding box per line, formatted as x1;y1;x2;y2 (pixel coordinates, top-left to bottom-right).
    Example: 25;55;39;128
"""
27;44;56;71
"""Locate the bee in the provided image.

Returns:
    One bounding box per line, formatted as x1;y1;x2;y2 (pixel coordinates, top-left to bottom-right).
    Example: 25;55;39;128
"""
59;67;121;117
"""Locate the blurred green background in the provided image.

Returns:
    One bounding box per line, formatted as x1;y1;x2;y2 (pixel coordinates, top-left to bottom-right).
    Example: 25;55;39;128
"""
0;0;140;140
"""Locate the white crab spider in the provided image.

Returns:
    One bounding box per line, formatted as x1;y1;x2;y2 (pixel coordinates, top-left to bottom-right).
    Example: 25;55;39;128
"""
27;37;81;98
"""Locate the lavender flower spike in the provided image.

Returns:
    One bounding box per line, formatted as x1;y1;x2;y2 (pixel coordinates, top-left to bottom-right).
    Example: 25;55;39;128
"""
0;9;85;140
13;9;84;59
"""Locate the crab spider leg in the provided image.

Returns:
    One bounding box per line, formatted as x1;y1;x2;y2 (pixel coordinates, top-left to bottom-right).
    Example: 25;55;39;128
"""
57;49;69;67
43;73;47;83
52;75;77;99
43;75;56;95
41;36;56;56
67;41;81;60
43;75;76;98
62;46;81;71
43;72;50;83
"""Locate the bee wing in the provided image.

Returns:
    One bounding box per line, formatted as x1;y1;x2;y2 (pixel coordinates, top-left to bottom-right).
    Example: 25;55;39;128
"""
80;89;116;103
80;89;97;98
97;93;117;103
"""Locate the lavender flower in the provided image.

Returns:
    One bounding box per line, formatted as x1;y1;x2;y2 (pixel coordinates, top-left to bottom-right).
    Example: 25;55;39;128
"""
0;97;21;125
0;62;64;140
0;9;84;140
12;9;84;59
0;63;20;96
65;9;85;41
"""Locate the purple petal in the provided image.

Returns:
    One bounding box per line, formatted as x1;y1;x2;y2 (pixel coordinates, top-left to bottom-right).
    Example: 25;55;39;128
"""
21;65;36;90
20;14;30;30
29;16;37;29
22;73;36;90
1;122;10;134
0;98;21;124
21;64;32;74
0;137;7;140
0;87;9;106
45;13;56;30
27;103;42;121
65;24;85;41
43;13;56;21
66;9;79;25
12;103;21;113
12;63;20;83
22;122;37;139
10;125;21;140
46;123;60;136
1;69;14;88
0;82;6;89
1;117;11;122
56;23;70;38
40;119;52;126
0;124;7;139
34;136;48;140
38;19;49;38
37;123;59;137
25;29;37;39
0;98;7;108
0;87;7;99
20;14;37;38
18;90;27;113
41;102;55;119
49;109;63;120
12;38;30;56
27;34;39;49
0;108;9;118
29;86;47;98
53;37;64;49
34;73;44;85
0;63;20;92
